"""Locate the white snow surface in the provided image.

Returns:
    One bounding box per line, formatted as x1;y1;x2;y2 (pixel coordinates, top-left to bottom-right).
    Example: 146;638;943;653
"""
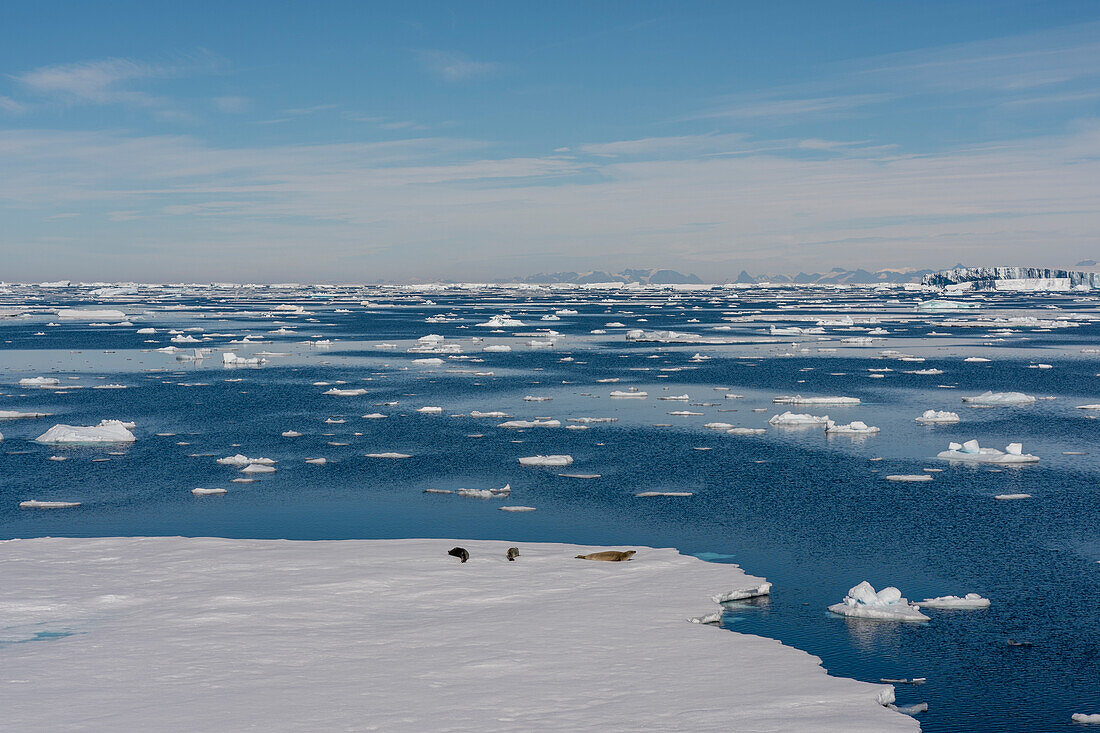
0;537;914;733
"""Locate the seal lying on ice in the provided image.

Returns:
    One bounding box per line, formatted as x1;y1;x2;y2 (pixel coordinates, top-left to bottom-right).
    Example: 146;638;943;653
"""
448;547;469;563
575;550;636;562
506;547;519;561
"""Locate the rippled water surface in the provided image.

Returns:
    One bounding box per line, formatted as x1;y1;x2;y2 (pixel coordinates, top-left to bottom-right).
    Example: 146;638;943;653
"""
1;284;1098;731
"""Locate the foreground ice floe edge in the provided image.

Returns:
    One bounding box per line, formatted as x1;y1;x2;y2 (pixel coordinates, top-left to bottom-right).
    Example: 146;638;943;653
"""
0;537;916;733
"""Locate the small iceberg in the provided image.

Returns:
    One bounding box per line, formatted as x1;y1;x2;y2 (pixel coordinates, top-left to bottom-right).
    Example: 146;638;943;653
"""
1072;714;1100;724
477;315;523;327
937;440;1039;464
19;377;61;388
365;452;412;459
241;463;276;473
217;454;275;466
305;458;327;465
915;409;959;424
191;488;227;496
886;474;933;482
470;411;511;418
828;581;929;622
635;491;693;497
223;352;264;366
324;387;368;396
0;410;51;419
282;430;302;437
769;411;829;426
417;406;443;414
519;455;573;466
499;505;536;512
610;390;647;399
961;391;1035;406
825;420;879;434
916;593;990;609
995;493;1031;500
456;484;511;499
36;420;136;444
727;427;766;435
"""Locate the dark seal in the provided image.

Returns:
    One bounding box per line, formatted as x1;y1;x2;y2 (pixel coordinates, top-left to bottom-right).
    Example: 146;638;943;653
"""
506;547;520;561
448;547;469;563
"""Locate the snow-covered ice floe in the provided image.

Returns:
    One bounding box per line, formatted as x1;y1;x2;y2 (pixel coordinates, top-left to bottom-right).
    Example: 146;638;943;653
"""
825;420;879;434
774;395;860;405
728;427;766;435
994;493;1031;500
0;537;915;732
365;452;412;459
915;409;960;424
519;455;573;466
223;352;264;366
916;593;990;609
216;454;275;467
635;491;693;498
0;410;51;419
35;420;136;444
19;500;81;509
769;411;829;426
937;440;1039;464
1072;713;1100;724
828;581;930;622
56;308;127;320
610;390;648;399
712;582;772;603
961;391;1035;406
497;419;560;428
885;475;933;482
19;376;61;387
191;488;227;496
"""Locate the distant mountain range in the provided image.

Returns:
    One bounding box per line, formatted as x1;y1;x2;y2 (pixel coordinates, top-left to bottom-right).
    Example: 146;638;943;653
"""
510;267;936;285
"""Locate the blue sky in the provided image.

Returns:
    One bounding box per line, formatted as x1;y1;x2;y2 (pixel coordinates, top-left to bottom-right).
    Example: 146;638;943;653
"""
2;1;1099;281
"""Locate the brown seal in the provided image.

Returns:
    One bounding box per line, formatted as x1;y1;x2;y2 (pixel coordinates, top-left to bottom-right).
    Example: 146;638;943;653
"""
448;547;469;563
506;547;520;561
575;550;636;561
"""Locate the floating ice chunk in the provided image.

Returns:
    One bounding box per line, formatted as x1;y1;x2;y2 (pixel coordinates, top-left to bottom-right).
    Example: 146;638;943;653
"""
527;340;554;349
19;377;60;387
191;488;227;496
704;422;734;430
937;440;1039;463
36;420;136;444
712;582;772;603
0;410;51;419
1075;404;1100;410
282;430;302;437
774;395;860;405
92;384;128;389
610;390;648;399
916;593;990;609
365;452;411;459
519;455;573;466
917;299;976;311
668;411;702;416
625;329;700;343
482;345;511;352
217;454;275;466
1072;714;1100;723
223;352;264;366
828;581;929;622
727;427;766;435
964;357;991;363
136;327;157;334
567;417;617;424
658;394;690;401
962;391;1035;406
524;396;552;402
826;420;879;434
769;411;829;426
172;335;202;344
325;388;368;396
688;612;722;625
915;410;959;424
995;493;1031;500
477;315;523;327
305;458;327;465
636;491;693;497
241;463;276;473
456;484;511;499
499;505;536;512
498;419;560;428
470;411;511;418
20;500;81;508
889;704;928;716
57;308;127;320
361;413;387;419
904;368;944;375
886;475;933;482
417;406;443;414
412;358;444;366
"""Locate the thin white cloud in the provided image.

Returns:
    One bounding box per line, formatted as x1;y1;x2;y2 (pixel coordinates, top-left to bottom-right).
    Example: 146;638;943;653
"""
415;50;498;82
0;95;27;114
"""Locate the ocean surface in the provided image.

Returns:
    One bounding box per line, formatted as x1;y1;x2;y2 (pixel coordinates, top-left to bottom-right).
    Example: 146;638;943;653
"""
1;283;1098;731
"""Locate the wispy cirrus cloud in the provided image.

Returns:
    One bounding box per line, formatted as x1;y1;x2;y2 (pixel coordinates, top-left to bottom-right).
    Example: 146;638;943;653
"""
10;50;225;114
415;50;499;82
0;95;27;114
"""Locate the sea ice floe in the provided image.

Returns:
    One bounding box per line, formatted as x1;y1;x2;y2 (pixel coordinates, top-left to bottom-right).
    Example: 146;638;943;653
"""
498;419;560;428
499;505;536;512
305;458;327;465
241;464;276;473
636;491;693;497
0;410;51;419
712;582;772;603
994;493;1031;500
828;581;929;622
774;395;860;405
217;454;276;466
191;488;227;496
916;593;990;609
915;409;960;424
19;500;81;509
57;308;127;320
610;390;648;398
825;420;879;434
518;455;573;466
35;420;136;444
961;391;1035;406
365;452;412;459
417;406;443;414
470;411;511;418
324;388;368;396
1071;714;1100;723
769;411;829;426
361;413;387;419
456;484;511;499
937;440;1039;463
477;315;523;327
886;475;933;482
658;394;690;401
727;427;766;435
282;430;302;437
19;377;60;387
223;352;264;366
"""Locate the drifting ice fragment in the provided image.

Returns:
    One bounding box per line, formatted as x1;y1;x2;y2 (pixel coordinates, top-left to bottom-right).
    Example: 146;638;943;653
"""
961;391;1035;406
20;500;81;508
828;581;929;622
36;420;136;444
712;582;772;603
915;410;960;424
937;440;1039;463
519;455;573;466
916;593;990;609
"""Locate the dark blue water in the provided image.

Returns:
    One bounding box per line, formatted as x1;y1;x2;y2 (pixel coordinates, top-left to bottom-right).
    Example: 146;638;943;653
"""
2;284;1098;731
